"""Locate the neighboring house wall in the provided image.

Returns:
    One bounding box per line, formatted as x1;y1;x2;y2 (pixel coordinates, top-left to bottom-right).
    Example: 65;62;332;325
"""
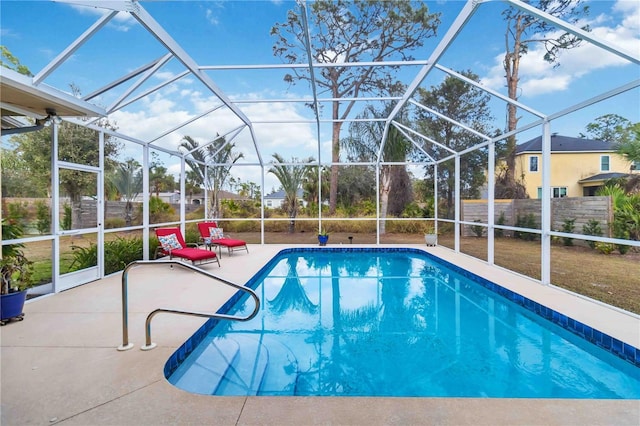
516;151;632;198
513;135;635;199
264;189;306;209
264;196;284;209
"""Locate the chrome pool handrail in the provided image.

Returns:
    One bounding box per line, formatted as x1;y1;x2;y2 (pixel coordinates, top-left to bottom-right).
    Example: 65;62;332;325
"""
117;260;260;351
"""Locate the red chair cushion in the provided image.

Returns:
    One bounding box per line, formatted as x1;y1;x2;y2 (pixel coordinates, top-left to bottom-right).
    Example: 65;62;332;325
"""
213;238;246;248
170;247;218;261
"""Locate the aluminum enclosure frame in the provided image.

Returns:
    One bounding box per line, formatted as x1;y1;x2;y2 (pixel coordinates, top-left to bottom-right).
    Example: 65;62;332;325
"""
1;0;639;295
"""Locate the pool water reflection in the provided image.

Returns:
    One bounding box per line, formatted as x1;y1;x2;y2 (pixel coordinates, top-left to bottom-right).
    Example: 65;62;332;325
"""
166;248;640;398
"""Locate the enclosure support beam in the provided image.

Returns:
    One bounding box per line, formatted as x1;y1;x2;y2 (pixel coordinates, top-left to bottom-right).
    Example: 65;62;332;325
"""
454;155;461;253
142;145;150;261
488;141;495;265
541;123;552;286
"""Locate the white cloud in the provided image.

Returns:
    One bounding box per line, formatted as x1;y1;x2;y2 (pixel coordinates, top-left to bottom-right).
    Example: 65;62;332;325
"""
205;9;219;26
481;0;640;98
68;4;135;31
109;86;322;190
613;0;640;31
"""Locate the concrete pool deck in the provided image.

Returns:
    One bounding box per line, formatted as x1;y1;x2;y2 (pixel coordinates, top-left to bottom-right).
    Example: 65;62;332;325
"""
1;244;639;425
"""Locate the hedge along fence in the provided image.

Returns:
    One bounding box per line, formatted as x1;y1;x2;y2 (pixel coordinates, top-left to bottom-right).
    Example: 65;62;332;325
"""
461;196;613;238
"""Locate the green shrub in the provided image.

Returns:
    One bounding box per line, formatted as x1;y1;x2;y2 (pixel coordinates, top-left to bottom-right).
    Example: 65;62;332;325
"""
616;243;630;255
561;218;575;246
184;227;200;245
471;219;484;237
147;196;175;223
6;201;29;229
582;219;602;249
401;202;430;218
61;203;72;230
595;242;615;255
35;201;51;235
495;212;506;238
68;244;97;271
70;236;144;275
514;213;538;241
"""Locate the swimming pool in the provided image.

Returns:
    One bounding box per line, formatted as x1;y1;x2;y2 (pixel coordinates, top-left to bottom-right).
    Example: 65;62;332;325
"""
165;248;640;398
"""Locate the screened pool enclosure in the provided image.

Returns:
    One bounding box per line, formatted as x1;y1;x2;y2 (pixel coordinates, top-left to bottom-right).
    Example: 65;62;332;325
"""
1;0;638;299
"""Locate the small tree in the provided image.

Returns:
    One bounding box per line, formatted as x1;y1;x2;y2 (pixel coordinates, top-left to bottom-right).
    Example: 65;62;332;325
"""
148;153;176;198
347;103;413;233
268;154;314;233
582;219;602;249
108;159;142;227
416;71;495;217
581;114;632;143
613;122;640;194
179;135;243;219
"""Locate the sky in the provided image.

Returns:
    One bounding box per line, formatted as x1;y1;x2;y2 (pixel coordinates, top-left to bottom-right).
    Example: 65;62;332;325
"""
1;0;639;192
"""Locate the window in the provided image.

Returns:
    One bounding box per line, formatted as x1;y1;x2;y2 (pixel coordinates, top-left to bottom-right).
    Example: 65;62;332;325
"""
553;187;567;198
529;156;539;172
537;187;567;198
632;160;640;171
600;155;610;171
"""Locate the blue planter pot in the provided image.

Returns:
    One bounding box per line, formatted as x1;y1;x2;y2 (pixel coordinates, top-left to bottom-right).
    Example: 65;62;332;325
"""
318;235;329;246
1;290;27;323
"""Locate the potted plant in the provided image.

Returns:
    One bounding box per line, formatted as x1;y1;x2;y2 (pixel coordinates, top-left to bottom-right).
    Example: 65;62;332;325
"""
318;229;329;246
424;222;437;246
1;219;34;325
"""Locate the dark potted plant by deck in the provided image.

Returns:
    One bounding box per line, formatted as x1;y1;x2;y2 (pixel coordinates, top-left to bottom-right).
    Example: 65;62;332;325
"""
318;229;329;246
1;219;34;325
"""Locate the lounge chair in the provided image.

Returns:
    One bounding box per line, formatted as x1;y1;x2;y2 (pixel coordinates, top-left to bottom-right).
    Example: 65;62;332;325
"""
154;227;220;266
197;222;248;256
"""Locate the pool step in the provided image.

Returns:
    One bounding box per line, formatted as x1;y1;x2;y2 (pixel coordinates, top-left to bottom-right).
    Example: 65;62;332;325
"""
255;335;299;396
168;336;240;395
168;333;300;396
214;334;269;395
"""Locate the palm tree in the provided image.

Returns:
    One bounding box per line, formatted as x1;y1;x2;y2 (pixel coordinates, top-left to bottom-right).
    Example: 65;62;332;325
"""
268;153;314;233
268;255;317;315
347;104;413;234
107;159;142;227
179;135;244;219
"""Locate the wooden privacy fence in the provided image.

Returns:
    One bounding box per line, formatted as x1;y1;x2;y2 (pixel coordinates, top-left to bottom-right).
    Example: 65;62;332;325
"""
461;196;613;237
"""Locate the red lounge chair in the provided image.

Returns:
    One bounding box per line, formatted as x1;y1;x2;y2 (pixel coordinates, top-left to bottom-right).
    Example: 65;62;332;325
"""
154;227;220;267
197;222;248;256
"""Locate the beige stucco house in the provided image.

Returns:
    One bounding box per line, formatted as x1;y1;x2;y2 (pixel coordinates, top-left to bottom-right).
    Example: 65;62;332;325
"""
515;134;638;198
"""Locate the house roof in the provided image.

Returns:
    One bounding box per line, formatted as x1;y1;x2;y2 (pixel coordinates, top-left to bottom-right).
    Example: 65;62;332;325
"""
265;189;304;199
516;135;615;154
578;172;630;183
219;190;249;201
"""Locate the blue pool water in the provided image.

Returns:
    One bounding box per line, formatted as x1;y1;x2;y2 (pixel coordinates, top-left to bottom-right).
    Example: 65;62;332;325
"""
166;248;640;398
